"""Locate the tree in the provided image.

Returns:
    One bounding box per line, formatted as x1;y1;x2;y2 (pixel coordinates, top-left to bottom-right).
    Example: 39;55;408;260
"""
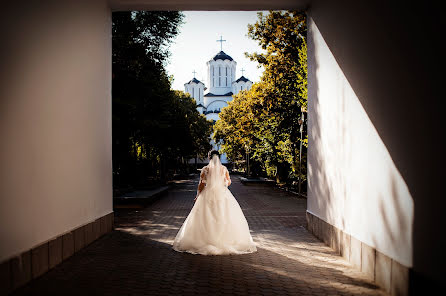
214;10;307;186
112;11;212;188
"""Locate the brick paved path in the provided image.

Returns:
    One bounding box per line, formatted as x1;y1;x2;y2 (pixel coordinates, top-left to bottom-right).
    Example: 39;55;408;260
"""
12;176;388;296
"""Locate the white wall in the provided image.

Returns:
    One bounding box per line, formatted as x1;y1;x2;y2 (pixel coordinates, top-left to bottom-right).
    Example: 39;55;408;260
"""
204;95;232;108
185;82;204;104
307;16;413;267
307;0;446;286
206;100;227;112
0;0;112;262
207;59;236;95
232;80;253;94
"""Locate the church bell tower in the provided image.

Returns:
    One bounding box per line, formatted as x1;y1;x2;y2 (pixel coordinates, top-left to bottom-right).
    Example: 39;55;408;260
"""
206;36;237;96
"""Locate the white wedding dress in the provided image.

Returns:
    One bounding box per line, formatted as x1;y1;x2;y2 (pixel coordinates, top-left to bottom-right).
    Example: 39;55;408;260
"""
172;155;257;255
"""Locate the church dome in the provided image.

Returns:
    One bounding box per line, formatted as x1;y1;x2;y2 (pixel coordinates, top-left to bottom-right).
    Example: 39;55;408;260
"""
213;51;233;61
186;77;204;85
235;76;250;83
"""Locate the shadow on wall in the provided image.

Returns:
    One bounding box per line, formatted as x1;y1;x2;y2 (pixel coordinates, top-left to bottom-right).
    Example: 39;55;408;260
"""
307;12;413;270
307;0;446;290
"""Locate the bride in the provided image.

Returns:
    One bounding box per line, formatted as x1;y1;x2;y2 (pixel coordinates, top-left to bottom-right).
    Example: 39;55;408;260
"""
172;150;257;255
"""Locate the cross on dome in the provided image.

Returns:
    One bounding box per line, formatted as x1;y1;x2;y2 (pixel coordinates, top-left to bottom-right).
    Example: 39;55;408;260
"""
192;70;197;78
241;68;245;76
216;36;226;51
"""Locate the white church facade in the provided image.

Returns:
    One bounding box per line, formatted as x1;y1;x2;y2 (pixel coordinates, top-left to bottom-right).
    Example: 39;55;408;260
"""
184;49;253;164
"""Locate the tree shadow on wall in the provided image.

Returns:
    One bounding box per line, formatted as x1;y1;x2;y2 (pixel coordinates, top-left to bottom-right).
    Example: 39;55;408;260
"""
307;2;445;293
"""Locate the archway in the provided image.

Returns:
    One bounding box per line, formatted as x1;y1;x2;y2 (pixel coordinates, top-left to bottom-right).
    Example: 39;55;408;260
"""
1;1;444;295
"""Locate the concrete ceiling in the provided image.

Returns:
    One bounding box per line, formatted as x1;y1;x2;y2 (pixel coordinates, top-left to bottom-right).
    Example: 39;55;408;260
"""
109;0;311;11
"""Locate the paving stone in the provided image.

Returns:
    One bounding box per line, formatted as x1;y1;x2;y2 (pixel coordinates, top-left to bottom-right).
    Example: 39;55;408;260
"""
362;242;376;281
391;260;409;296
62;232;74;260
48;237;62;269
10;176;388;296
375;251;391;293
11;251;31;289
0;259;12;296
31;243;48;279
74;226;85;252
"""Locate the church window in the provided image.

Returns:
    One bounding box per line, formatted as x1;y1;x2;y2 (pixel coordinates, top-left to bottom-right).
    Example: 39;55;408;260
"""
192;87;194;98
226;77;227;86
219;77;221;86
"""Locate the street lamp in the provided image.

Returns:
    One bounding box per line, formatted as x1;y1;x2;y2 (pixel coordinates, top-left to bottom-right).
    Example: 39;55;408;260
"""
298;107;306;196
245;143;250;177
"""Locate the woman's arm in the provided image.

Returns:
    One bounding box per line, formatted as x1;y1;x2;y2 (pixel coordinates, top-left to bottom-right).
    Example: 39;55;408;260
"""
195;168;207;201
195;181;205;201
225;168;231;187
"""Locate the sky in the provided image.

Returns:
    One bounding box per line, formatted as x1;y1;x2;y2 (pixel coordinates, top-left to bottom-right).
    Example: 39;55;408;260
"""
165;11;268;91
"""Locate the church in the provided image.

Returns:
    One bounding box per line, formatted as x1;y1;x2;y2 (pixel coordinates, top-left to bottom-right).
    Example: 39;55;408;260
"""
184;41;253;164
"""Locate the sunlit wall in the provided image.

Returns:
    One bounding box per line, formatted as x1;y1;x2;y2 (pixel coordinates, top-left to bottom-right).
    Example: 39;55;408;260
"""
307;0;446;288
307;15;413;267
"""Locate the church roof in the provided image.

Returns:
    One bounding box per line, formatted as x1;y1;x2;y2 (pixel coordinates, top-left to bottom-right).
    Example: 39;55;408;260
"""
213;51;233;61
235;76;250;83
204;91;233;97
185;77;204;85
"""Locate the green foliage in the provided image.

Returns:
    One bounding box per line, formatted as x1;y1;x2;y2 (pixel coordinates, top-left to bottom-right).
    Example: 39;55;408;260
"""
112;11;212;187
214;10;307;186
